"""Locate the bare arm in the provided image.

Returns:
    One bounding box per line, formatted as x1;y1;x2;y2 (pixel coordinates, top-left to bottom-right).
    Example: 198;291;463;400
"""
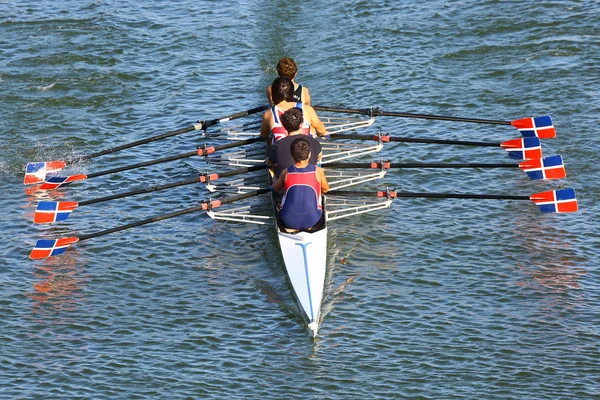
306;105;327;136
302;86;311;106
266;85;273;105
260;111;272;139
272;170;287;193
317;166;329;193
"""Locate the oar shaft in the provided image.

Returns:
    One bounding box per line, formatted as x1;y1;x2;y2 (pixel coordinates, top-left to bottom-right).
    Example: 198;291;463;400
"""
82;165;268;205
79;177;201;206
207;164;267;179
80;126;195;161
325;162;518;169
327;190;529;200
200;105;268;130
328;133;500;147
87;150;198;179
208;137;261;151
393;192;529;200
86;137;261;179
78;188;270;241
315;105;511;125
74;105;268;162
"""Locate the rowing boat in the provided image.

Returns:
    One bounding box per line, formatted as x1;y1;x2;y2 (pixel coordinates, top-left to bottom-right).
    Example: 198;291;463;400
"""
26;106;578;339
271;187;328;337
204;115;396;337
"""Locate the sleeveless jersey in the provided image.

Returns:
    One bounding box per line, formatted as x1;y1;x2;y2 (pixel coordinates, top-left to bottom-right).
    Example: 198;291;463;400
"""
279;164;323;230
270;102;311;144
293;84;304;103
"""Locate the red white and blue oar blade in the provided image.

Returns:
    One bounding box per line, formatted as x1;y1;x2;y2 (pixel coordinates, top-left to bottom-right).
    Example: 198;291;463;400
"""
511;116;556;139
24;161;66;185
519;155;566;180
39;174;87;190
34;201;79;224
501;137;542;160
530;188;578;213
30;237;79;259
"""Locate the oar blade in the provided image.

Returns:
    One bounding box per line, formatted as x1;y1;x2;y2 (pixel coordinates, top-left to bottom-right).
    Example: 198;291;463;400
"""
520;155;566;180
24;161;67;185
34;201;79;224
30;237;79;259
530;188;578;213
501;137;542;160
39;174;87;190
511;116;556;139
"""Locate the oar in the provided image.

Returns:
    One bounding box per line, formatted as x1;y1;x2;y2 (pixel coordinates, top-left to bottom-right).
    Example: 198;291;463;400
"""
38;137;262;190
317;106;556;139
328;133;543;161
24;105;268;185
324;155;567;181
33;165;268;223
315;106;556;139
29;188;271;259
327;188;578;213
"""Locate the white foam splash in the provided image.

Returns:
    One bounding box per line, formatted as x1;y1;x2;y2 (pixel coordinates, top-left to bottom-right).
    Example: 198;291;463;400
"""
38;83;56;91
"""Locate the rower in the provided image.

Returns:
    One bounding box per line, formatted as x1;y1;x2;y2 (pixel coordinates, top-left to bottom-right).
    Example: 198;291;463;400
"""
268;107;322;177
266;57;311;105
260;77;327;144
271;138;329;231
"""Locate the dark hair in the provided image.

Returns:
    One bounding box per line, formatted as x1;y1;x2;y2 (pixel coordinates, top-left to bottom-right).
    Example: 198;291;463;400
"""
290;137;311;163
276;57;298;80
281;107;304;133
271;77;295;104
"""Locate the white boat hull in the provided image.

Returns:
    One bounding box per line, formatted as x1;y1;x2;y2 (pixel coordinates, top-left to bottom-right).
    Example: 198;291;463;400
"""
276;226;328;337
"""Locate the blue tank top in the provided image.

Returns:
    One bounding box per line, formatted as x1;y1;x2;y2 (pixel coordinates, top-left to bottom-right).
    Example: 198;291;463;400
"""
279;164;323;230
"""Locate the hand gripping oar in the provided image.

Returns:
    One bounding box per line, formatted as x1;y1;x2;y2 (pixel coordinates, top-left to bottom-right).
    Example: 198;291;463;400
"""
314;106;556;139
327;188;578;213
24;105;268;185
328;133;543;161
32;165;267;223
29;188;271;259
37;137;263;190
324;155;567;181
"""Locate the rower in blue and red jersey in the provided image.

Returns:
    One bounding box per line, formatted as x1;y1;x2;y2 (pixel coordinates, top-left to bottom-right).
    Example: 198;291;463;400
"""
260;77;327;145
272;137;329;231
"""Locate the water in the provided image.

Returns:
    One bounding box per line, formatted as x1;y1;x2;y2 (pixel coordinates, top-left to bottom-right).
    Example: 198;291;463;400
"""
2;1;599;398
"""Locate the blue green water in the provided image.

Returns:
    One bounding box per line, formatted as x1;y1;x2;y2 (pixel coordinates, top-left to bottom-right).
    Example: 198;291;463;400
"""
1;1;599;398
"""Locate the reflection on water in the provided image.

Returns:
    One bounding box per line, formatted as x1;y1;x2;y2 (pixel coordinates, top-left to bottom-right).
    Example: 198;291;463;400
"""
509;213;586;298
27;254;87;313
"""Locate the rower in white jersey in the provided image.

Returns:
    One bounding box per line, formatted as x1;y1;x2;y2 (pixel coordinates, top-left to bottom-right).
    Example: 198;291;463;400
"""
260;77;327;145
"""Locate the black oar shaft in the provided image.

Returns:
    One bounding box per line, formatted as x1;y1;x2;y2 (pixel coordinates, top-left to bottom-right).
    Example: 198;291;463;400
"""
207;137;261;151
78;188;270;242
325;162;518;169
201;105;268;130
80;164;267;206
208;164;266;178
85;137;261;179
314;105;511;125
81;126;195;160
329;134;500;147
393;192;529;200
74;105;268;162
86;150;198;179
327;190;529;200
79;177;201;206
